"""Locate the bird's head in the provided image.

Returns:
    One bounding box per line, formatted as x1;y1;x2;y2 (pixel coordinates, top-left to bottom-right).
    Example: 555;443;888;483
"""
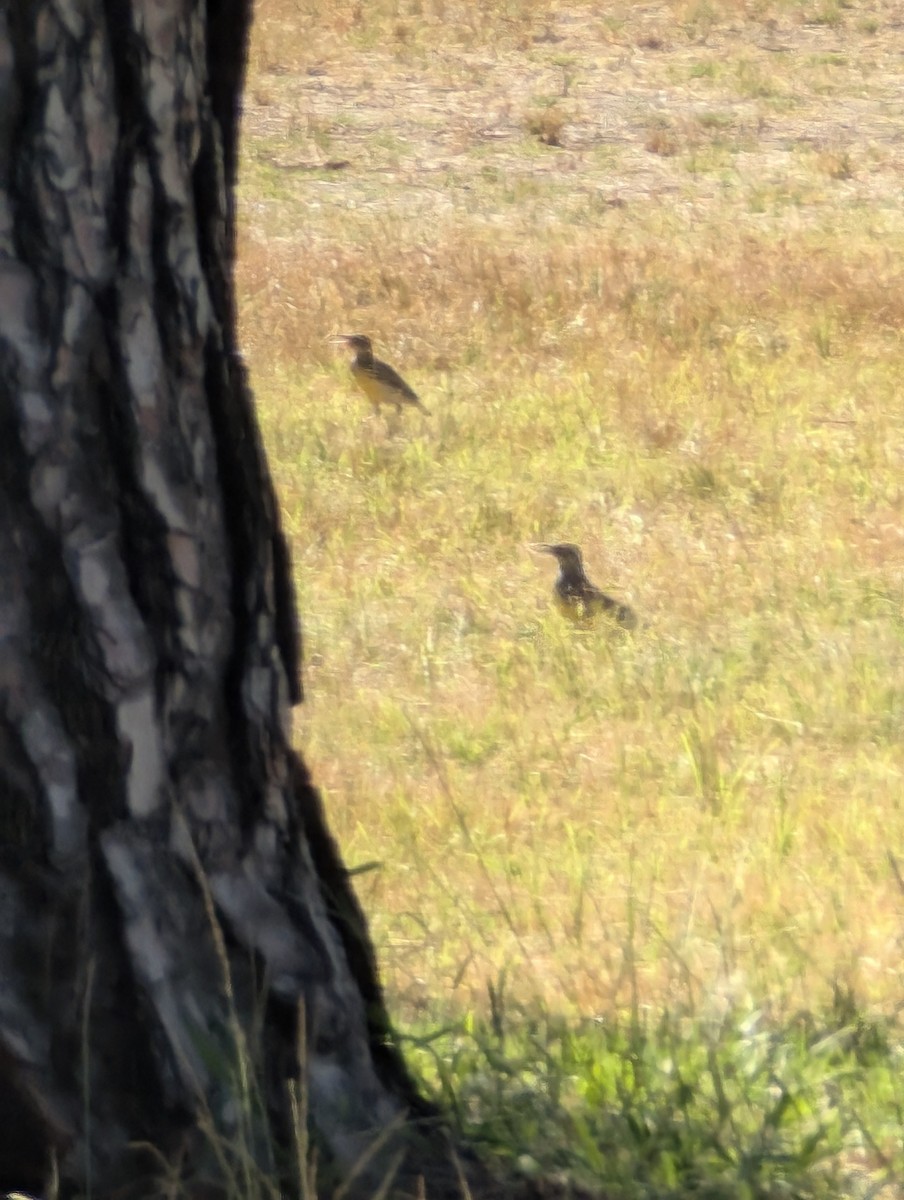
332;333;373;354
532;543;585;571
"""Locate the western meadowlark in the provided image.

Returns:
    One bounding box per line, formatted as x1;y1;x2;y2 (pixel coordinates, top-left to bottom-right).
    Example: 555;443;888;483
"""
333;333;430;416
532;542;637;630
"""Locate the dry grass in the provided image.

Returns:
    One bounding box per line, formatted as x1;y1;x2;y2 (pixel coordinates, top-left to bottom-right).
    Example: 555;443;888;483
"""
238;0;904;1026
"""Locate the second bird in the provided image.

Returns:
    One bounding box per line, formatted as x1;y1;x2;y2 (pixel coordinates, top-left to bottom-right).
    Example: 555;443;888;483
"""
534;543;637;630
335;333;430;416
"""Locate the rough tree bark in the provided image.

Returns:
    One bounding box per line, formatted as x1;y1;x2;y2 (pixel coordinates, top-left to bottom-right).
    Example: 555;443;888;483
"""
0;3;469;1196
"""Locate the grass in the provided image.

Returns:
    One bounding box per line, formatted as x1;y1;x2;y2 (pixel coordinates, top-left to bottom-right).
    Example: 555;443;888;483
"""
406;997;904;1199
237;0;904;1194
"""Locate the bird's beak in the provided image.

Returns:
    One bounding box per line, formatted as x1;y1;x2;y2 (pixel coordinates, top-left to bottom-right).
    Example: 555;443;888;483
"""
528;543;555;556
328;334;351;344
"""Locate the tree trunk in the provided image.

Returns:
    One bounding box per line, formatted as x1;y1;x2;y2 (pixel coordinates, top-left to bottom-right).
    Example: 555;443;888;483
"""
0;4;464;1196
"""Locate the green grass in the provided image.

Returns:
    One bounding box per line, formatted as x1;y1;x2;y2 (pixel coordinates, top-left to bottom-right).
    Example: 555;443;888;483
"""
406;998;904;1199
238;1;904;1193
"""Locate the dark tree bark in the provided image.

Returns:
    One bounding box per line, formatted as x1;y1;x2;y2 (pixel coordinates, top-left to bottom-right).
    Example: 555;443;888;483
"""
0;4;468;1196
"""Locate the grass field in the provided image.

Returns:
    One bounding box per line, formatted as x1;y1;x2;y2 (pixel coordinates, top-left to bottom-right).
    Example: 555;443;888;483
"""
236;2;904;1192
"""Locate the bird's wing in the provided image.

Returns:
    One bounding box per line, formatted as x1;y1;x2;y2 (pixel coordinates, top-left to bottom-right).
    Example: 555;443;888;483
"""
586;584;637;629
370;359;420;402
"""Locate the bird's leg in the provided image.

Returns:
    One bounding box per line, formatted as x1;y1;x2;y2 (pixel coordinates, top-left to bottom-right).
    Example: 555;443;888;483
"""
385;407;402;436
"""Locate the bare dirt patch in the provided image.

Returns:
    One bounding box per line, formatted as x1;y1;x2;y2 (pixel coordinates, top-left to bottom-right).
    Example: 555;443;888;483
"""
242;2;904;233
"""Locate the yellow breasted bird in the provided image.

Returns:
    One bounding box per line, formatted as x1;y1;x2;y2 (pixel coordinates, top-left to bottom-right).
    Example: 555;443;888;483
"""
533;543;637;630
333;333;430;416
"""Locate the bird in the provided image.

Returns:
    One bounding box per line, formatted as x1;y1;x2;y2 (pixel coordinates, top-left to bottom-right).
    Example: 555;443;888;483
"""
332;333;430;416
532;542;637;630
